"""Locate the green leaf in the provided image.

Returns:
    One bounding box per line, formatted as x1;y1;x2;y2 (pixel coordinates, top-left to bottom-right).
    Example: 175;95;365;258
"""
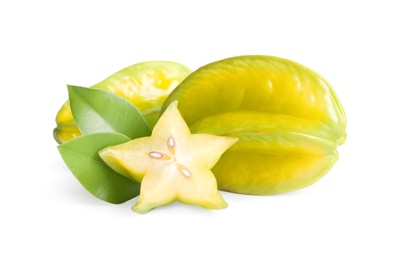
67;85;151;139
58;132;140;204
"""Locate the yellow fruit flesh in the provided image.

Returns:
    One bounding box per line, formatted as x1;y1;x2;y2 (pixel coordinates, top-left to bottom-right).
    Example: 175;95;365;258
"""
162;55;346;194
54;61;191;144
99;101;236;213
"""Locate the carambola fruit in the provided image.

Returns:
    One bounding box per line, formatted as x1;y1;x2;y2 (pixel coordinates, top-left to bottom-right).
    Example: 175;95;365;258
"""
161;55;347;195
53;61;192;144
99;101;238;213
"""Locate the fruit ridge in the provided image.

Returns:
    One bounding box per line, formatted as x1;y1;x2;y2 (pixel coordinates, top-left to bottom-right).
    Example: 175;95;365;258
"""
161;55;347;195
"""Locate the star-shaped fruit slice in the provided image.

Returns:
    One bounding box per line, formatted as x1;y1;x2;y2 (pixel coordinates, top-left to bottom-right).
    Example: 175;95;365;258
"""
99;101;238;213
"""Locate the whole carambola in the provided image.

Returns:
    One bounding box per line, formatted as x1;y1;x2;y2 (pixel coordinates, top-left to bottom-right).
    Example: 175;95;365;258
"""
162;55;347;195
53;61;191;144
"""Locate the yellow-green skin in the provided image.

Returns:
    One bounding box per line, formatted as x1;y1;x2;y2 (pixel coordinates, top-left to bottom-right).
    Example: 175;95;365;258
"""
162;55;347;195
54;61;192;144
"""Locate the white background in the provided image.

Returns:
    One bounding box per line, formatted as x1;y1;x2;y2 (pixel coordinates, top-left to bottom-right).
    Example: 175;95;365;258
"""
1;0;397;259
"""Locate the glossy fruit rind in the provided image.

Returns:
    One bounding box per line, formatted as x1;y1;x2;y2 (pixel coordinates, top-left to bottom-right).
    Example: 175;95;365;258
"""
162;55;346;195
